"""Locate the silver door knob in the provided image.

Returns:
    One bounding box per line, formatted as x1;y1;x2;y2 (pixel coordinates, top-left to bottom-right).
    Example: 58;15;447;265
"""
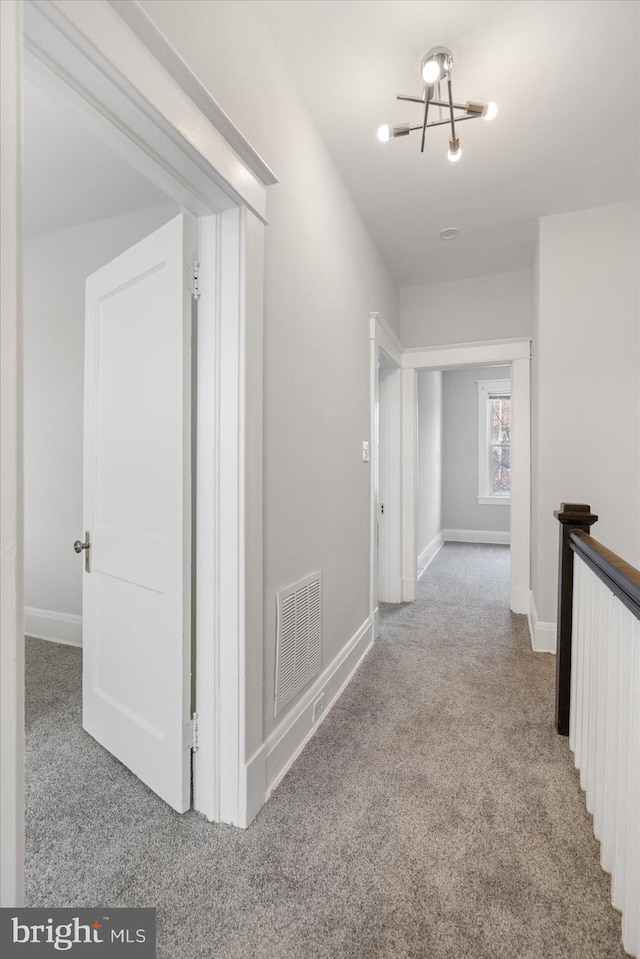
73;532;91;572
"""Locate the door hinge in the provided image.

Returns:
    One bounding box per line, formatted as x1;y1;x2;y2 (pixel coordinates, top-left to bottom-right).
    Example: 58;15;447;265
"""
192;261;201;300
190;712;199;752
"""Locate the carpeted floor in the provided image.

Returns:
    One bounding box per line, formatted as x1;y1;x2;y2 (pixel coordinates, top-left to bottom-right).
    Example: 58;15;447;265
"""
25;543;626;958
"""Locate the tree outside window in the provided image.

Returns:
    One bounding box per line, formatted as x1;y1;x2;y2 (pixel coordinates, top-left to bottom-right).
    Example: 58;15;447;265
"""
478;379;511;504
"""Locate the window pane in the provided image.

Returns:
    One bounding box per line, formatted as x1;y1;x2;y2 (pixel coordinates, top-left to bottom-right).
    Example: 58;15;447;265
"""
490;395;511;445
491;444;511;494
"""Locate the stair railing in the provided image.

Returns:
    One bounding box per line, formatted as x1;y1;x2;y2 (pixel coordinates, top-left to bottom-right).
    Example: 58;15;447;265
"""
555;502;640;958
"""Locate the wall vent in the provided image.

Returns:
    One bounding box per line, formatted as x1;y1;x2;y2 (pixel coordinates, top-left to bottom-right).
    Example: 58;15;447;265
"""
274;571;322;716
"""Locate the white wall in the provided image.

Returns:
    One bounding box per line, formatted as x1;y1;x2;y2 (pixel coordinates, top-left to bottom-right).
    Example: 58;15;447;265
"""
400;269;532;348
416;371;442;569
532;201;640;629
138;0;399;739
23;204;178;640
442;367;511;536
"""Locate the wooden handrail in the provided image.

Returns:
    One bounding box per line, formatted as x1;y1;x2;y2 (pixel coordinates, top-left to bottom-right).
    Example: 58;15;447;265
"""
554;502;640;737
569;530;640;621
554;503;599;735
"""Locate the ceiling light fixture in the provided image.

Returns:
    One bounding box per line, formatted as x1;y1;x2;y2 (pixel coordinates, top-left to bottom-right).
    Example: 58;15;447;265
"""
439;228;459;241
378;45;497;162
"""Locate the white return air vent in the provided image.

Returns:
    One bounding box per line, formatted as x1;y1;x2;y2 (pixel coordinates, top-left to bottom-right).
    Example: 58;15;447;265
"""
274;571;322;716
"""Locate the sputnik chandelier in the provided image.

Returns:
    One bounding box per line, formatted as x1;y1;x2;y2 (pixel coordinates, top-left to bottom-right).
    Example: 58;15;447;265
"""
377;46;497;162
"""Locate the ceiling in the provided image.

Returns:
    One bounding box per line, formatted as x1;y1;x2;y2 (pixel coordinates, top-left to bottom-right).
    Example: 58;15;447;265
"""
250;0;640;286
23;79;171;240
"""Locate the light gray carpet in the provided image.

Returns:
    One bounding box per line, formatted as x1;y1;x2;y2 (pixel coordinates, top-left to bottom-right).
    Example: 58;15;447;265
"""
25;543;626;958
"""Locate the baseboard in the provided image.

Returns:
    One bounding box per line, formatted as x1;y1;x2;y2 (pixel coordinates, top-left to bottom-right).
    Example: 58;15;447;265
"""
527;592;556;653
260;614;374;804
24;607;82;647
417;531;444;580
510;585;530;616
443;528;510;545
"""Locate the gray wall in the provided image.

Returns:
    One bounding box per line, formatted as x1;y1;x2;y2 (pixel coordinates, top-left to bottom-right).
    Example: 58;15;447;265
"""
24;204;179;626
442;366;511;535
533;202;640;623
416;371;442;560
139;0;400;737
400;269;531;348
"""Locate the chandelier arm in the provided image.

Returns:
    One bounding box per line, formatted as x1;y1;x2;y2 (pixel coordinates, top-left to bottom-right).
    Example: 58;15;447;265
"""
420;94;431;153
424;115;478;129
431;99;469;112
397;94;471;111
391;116;479;139
447;76;456;140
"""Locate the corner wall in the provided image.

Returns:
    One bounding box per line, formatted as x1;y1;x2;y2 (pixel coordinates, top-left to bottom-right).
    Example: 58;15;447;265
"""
532;202;640;641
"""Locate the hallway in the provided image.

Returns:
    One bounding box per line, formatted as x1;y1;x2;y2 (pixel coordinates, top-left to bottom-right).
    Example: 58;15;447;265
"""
25;544;624;958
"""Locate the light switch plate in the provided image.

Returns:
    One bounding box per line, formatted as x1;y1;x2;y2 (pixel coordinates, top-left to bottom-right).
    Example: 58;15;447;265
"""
362;441;370;462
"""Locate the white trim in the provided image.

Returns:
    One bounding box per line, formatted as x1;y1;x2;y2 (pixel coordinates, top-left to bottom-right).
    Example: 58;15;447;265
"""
25;0;269;221
371;605;380;640
370;311;403;366
192;216;216;820
377;363;402;603
401;369;417;602
369;323;378;624
510;586;531;616
260;615;374;802
402;337;530;370
509;357;531;615
0;0;24;909
108;0;278;189
444;529;510;545
527;592;557;653
477;496;511;506
24;608;82;647
417;531;444;579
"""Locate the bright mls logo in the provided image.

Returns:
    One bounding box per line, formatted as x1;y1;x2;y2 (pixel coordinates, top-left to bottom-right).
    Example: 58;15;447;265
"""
0;908;156;957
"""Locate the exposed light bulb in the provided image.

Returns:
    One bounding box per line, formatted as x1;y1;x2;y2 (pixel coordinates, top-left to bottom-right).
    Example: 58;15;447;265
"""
421;59;441;84
377;123;390;143
482;102;498;121
447;136;462;162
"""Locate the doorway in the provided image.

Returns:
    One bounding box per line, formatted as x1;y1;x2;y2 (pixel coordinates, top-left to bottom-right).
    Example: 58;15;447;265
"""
2;0;271;907
369;325;531;620
24;71;197;866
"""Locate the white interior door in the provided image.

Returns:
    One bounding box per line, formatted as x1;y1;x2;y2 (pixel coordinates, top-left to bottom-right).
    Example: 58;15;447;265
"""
82;213;195;813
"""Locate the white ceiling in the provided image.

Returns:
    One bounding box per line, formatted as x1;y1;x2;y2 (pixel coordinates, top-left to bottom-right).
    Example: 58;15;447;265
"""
23;80;171;240
251;0;640;285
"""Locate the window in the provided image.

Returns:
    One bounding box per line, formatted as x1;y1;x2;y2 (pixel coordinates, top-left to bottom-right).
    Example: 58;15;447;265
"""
478;379;511;504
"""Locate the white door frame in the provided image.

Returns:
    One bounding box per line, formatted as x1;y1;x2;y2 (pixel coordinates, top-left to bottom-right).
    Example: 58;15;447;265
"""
369;314;410;627
377;356;402;605
401;338;531;615
1;0;274;906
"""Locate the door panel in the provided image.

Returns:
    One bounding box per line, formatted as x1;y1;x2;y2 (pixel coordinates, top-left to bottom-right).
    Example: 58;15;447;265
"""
82;213;195;813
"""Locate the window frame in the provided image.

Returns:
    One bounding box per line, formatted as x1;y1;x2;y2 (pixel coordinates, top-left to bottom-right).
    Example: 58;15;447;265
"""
477;378;511;505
